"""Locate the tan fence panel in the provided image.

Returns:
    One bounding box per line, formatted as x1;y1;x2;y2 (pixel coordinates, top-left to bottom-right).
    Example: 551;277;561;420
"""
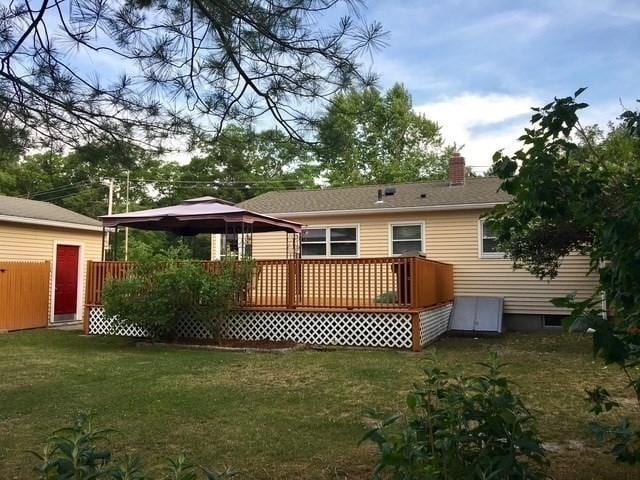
0;261;50;331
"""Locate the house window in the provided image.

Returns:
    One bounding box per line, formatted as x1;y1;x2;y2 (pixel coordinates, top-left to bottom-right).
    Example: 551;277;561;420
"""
301;226;358;257
219;234;252;258
543;315;566;328
480;221;503;257
220;233;239;257
391;224;423;255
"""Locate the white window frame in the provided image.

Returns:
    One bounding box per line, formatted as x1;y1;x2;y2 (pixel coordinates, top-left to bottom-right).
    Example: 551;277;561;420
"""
300;224;360;258
478;220;504;258
388;221;425;256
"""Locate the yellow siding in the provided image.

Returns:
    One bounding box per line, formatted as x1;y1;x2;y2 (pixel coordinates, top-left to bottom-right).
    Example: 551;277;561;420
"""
0;221;103;322
249;209;599;315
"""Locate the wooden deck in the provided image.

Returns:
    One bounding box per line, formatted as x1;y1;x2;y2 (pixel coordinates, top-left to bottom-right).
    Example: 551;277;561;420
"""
84;256;454;313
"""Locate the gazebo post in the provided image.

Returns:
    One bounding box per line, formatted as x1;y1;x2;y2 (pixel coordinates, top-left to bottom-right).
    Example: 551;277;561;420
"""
113;226;119;261
223;220;228;258
240;222;245;258
101;226;106;261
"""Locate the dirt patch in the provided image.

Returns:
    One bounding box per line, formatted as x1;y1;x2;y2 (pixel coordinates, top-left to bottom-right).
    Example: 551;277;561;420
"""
179;338;299;349
137;338;305;353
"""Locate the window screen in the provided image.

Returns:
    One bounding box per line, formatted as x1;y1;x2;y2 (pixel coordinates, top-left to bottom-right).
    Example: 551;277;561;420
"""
481;222;503;256
301;227;357;257
391;224;423;255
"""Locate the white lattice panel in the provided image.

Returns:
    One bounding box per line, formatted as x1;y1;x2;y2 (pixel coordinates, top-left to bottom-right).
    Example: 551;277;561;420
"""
221;310;412;348
88;307;149;337
419;303;453;346
88;307;413;349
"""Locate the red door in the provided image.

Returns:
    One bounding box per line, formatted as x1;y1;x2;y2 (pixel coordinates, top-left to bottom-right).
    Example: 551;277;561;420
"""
54;245;79;315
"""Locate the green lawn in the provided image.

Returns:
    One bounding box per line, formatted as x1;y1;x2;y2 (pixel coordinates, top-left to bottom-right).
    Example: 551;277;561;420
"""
0;330;638;479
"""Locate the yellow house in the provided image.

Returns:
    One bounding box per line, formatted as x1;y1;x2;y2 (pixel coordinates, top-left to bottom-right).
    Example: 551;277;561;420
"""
227;155;598;331
0;195;103;329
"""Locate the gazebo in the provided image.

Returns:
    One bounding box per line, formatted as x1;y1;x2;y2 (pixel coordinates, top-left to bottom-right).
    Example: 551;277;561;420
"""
99;196;303;260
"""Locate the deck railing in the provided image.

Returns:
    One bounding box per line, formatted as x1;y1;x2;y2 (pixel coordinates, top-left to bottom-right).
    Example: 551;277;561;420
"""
85;256;453;311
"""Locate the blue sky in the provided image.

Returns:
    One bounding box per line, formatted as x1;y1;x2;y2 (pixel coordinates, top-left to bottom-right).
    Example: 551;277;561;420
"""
66;1;640;171
363;0;640;171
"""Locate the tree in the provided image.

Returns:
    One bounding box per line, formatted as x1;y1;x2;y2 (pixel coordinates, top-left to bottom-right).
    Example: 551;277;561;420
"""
0;0;385;149
486;89;640;464
1;140;164;218
176;125;317;204
0;122;29;193
316;83;448;185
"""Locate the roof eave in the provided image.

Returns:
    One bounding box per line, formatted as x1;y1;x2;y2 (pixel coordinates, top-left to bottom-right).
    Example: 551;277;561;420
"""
260;202;507;218
0;214;103;232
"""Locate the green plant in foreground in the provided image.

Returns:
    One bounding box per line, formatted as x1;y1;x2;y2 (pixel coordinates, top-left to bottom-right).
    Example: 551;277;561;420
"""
362;353;549;480
103;246;254;341
30;412;236;479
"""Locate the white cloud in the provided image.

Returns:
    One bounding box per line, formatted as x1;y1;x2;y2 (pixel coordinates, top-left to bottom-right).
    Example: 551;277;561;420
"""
415;93;539;172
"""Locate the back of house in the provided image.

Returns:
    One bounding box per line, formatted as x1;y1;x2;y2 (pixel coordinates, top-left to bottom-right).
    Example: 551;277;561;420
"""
228;154;598;331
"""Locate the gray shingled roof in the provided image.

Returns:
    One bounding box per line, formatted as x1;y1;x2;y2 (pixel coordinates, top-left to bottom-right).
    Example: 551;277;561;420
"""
0;195;101;228
239;177;511;215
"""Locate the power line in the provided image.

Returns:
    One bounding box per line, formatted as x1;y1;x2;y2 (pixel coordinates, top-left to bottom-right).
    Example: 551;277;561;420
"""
127;178;311;186
43;184;107;203
21;180;93;198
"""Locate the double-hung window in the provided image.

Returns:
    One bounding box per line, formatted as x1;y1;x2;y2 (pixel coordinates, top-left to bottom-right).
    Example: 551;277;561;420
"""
480;221;503;257
301;226;358;257
390;223;424;255
219;233;251;258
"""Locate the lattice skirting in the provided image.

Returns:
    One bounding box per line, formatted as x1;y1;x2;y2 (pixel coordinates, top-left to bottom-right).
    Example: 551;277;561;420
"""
419;302;453;346
88;307;413;349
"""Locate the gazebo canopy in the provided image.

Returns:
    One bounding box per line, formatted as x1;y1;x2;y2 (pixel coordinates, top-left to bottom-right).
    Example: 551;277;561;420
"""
100;196;303;235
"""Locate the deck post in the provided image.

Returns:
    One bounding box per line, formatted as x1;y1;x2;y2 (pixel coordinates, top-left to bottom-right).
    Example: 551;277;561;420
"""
286;260;297;309
410;257;419;310
83;260;93;334
411;312;421;352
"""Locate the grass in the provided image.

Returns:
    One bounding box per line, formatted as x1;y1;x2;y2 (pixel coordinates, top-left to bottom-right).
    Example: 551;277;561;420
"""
0;330;638;479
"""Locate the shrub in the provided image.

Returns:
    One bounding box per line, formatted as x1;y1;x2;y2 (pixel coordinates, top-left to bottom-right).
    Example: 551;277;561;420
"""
485;90;640;465
362;353;549;480
30;412;235;479
103;246;254;340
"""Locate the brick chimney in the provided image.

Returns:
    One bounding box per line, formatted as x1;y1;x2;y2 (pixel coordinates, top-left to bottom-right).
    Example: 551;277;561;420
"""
449;152;465;186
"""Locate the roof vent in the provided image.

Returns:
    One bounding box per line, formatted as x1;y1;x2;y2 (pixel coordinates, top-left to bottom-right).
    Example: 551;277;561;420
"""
420;193;427;199
384;187;396;196
375;189;384;204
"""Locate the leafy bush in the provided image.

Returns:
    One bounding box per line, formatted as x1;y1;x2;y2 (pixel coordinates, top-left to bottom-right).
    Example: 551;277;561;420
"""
585;385;640;465
362;353;548;480
103;247;254;340
30;412;235;479
485;90;640;465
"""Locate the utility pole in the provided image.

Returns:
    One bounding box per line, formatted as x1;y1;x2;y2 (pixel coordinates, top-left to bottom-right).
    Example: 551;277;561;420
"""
105;178;114;259
124;171;130;260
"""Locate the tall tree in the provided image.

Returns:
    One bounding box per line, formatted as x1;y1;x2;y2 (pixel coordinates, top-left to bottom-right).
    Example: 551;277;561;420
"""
316;83;447;185
2;140;164;218
0;122;29;193
486;91;640;464
175;125;317;203
0;0;385;149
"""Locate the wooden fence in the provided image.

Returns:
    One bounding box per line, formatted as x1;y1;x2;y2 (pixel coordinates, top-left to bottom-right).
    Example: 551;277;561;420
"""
0;261;50;331
85;256;454;312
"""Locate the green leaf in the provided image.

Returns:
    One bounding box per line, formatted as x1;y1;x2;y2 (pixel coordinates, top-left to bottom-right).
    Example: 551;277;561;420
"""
574;87;587;98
